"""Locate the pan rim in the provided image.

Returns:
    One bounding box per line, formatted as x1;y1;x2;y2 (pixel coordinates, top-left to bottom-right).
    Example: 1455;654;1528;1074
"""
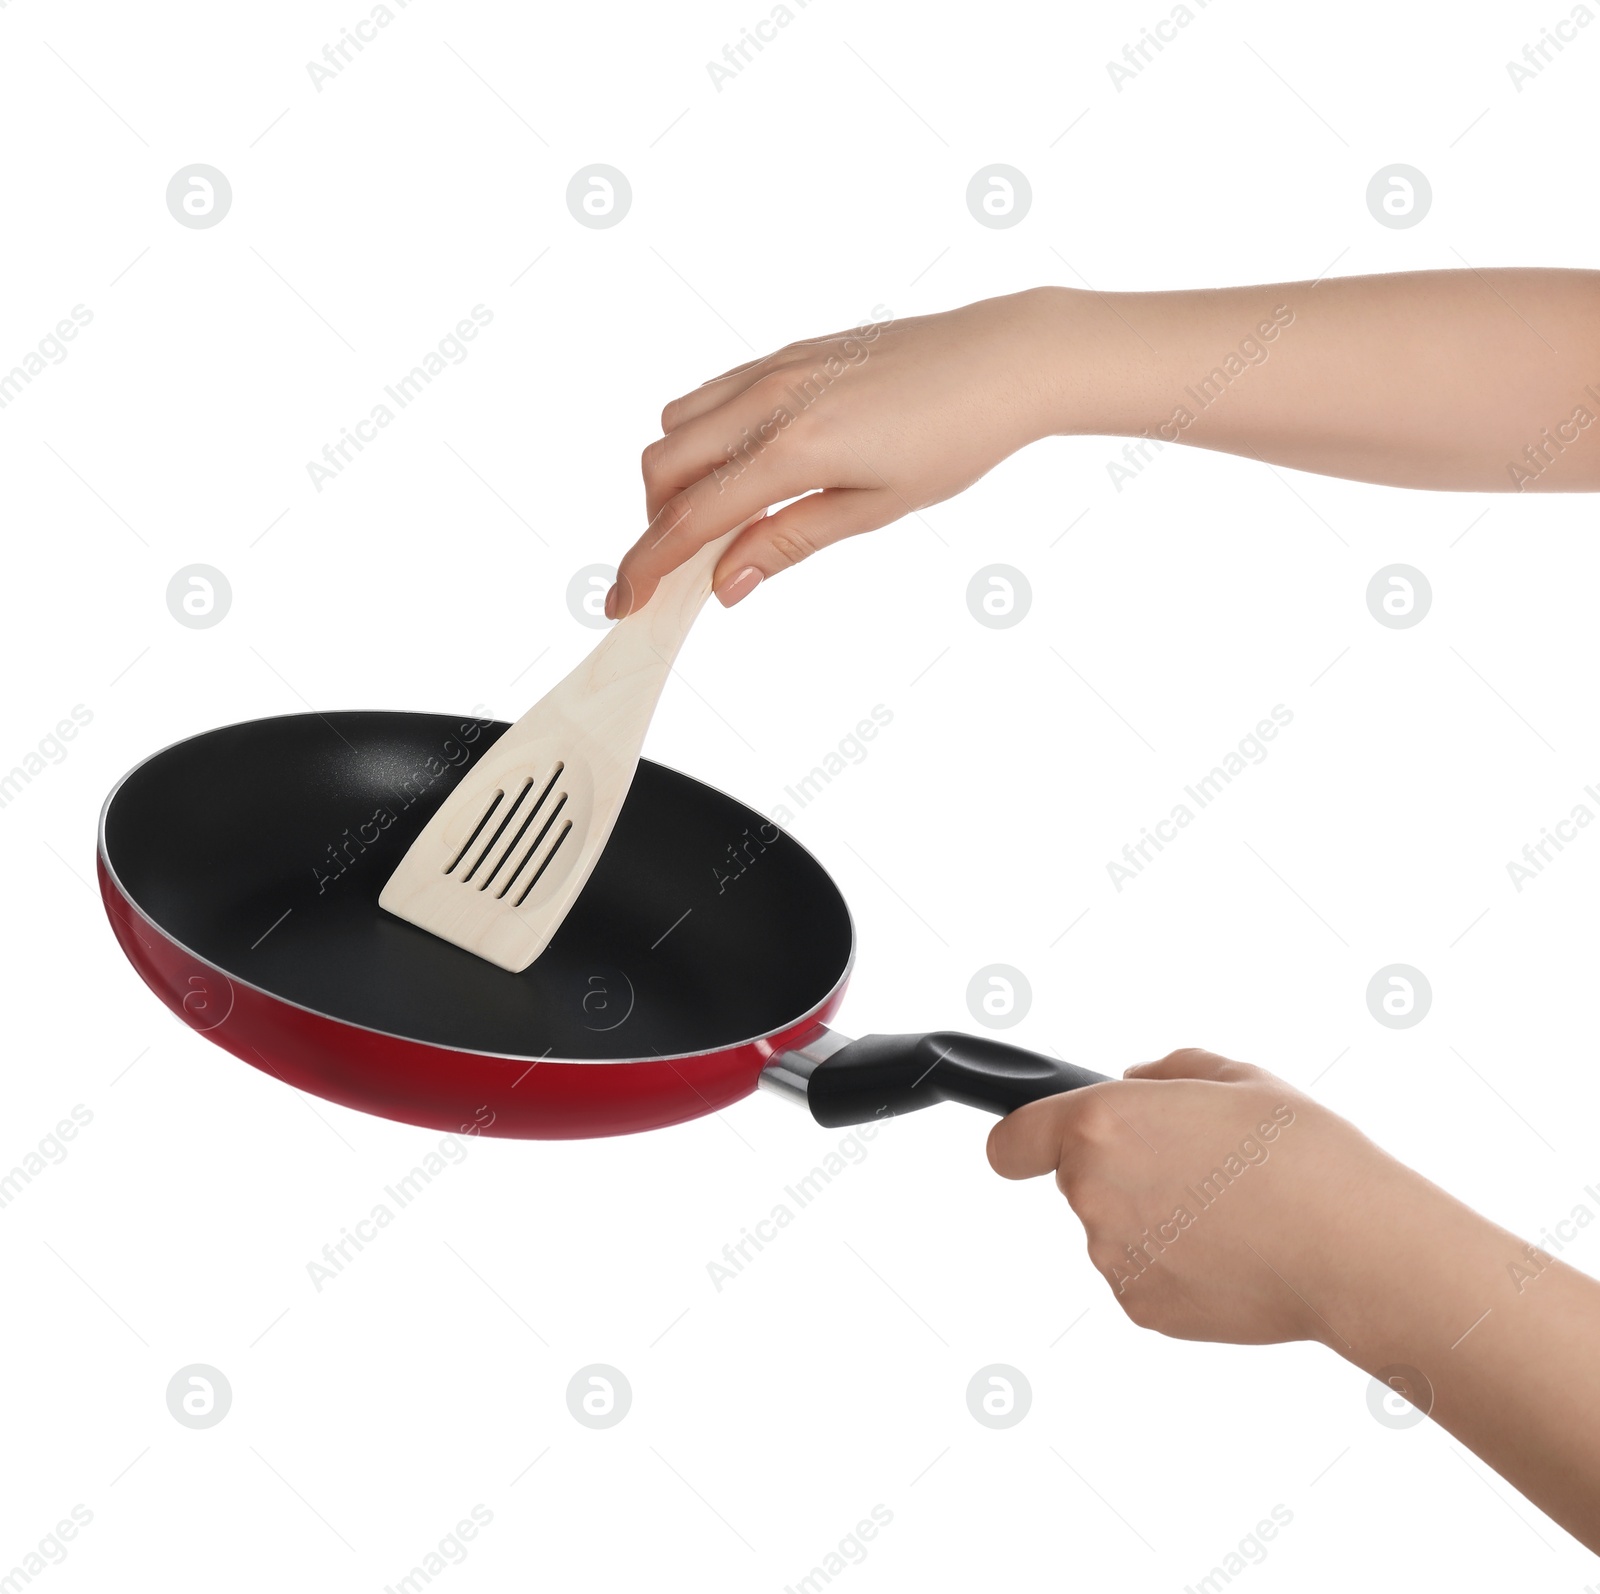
98;709;856;1068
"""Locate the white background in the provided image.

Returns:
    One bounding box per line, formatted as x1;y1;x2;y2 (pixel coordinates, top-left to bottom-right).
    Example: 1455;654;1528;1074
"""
3;0;1598;1587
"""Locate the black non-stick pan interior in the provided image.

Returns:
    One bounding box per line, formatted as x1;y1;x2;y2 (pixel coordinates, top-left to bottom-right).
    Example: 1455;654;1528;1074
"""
102;713;852;1059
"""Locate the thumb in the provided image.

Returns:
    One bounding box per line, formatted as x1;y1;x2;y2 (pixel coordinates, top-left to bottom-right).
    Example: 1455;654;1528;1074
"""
712;487;897;606
986;1092;1084;1180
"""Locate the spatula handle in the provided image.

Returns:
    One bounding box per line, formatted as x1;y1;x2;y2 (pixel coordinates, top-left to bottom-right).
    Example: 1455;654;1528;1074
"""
614;512;762;664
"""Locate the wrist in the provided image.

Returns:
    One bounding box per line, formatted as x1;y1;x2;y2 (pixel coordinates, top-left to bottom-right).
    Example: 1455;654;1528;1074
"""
1024;284;1161;440
1316;1162;1521;1374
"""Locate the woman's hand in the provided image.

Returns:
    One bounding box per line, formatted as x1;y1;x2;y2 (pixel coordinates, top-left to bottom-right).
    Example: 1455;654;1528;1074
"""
986;1048;1399;1346
987;1045;1600;1550
611;289;1072;616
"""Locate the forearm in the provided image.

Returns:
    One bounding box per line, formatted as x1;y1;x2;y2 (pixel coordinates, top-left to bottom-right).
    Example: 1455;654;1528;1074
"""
1032;271;1600;492
1324;1158;1600;1549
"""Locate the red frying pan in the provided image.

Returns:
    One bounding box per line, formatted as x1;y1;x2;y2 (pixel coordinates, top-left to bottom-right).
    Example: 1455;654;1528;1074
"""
98;712;1107;1137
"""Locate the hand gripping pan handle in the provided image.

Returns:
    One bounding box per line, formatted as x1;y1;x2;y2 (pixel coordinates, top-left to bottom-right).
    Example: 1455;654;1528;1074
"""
761;1027;1110;1128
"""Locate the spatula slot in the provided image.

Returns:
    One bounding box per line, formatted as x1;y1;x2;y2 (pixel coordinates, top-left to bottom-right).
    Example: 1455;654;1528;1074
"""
513;817;574;906
445;789;505;876
481;765;565;895
499;790;569;900
461;779;536;884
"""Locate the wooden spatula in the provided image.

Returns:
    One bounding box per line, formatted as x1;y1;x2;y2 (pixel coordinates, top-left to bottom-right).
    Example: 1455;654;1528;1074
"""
379;519;752;971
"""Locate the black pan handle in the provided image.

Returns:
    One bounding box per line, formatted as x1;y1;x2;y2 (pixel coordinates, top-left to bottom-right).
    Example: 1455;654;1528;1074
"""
762;1028;1111;1127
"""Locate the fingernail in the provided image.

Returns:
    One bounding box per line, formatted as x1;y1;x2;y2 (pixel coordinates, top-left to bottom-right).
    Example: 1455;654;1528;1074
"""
716;566;764;608
603;583;618;620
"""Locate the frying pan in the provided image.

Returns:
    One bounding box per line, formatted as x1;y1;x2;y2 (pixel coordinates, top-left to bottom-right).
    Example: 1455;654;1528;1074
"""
98;712;1108;1138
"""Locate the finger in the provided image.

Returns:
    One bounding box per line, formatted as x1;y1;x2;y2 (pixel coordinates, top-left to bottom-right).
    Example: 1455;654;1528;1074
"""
642;380;810;521
612;463;807;616
699;351;771;386
1123;1048;1242;1082
696;328;867;389
662;363;772;434
661;349;817;432
986;1092;1085;1180
641;423;732;525
711;488;898;606
663;328;883;431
